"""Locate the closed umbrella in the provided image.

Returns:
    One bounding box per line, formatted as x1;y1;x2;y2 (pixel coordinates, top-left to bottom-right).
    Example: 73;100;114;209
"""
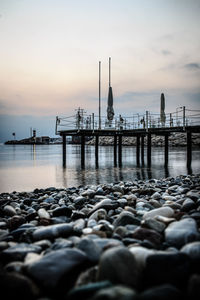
160;93;166;126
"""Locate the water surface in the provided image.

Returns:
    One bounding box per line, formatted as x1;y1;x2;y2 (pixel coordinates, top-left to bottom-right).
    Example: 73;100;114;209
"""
0;144;199;193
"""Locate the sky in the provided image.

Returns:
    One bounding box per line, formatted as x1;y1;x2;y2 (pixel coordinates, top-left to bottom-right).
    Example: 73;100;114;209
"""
0;0;200;141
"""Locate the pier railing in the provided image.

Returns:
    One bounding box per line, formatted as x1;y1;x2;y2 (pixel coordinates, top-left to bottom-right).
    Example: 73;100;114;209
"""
56;107;200;134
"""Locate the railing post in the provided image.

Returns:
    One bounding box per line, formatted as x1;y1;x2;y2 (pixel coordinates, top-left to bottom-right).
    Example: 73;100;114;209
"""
183;106;186;131
92;113;94;132
62;135;66;167
146;111;148;131
136;135;140;165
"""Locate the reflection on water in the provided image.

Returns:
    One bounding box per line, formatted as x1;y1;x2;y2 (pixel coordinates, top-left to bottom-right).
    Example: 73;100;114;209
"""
0;144;199;193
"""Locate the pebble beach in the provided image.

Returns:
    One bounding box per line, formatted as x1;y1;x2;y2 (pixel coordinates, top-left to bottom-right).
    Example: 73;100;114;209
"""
0;174;200;300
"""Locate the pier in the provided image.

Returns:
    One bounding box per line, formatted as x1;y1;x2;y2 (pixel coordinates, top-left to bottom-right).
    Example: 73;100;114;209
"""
56;107;200;168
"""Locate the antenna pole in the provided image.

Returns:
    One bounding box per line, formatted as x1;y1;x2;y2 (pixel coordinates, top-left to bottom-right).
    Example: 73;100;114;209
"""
109;57;111;87
99;61;101;130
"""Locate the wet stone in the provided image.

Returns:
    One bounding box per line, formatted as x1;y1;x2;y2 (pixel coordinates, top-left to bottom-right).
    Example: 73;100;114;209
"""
113;211;140;228
2;242;42;262
33;223;73;241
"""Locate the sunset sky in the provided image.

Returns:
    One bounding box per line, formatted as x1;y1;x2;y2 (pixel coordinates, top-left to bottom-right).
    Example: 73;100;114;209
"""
0;0;200;141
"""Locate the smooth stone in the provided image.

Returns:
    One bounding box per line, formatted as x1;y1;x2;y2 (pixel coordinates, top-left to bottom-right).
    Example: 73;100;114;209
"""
77;238;102;263
144;252;190;288
141;218;166;233
151;192;161;200
181;241;200;271
87;219;97;228
162;195;177;201
0;272;40;300
113;211;140;228
33;223;73;241
155;215;176;224
38;208;50;219
73;218;85;231
2;243;42;261
92;238;123;251
3;205;17;216
0;241;8;250
88;209;107;221
181;198;196;212
67;281;112;300
186;191;200;201
50;238;73;250
24;252;42;264
149;199;162;208
187;274;200;299
165;218;200;248
88;199;118;216
34;239;52;250
74;196;87;208
91;285;137;300
139;284;183;300
97;246;139;287
52;205;72;217
4;261;24;272
132;227;162;247
7;215;26;230
143;207;174;220
129;246;155;271
26;248;88;291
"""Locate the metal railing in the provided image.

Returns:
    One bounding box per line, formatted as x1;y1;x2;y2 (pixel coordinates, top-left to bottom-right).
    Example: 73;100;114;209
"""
55;107;200;134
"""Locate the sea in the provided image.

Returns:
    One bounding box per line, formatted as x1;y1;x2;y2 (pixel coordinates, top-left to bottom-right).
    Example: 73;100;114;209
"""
0;144;200;193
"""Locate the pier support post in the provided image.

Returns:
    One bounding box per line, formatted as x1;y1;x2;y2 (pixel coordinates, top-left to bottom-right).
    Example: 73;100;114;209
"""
147;133;151;166
187;131;192;166
81;135;85;167
118;135;122;166
95;135;99;167
141;135;144;165
136;135;140;165
114;135;117;166
62;135;66;167
164;134;169;165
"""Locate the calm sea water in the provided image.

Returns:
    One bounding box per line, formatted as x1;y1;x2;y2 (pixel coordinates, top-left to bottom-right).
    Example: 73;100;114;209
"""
0;144;199;193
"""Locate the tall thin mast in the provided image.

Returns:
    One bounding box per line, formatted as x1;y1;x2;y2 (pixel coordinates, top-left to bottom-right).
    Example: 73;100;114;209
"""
109;57;111;87
99;61;101;129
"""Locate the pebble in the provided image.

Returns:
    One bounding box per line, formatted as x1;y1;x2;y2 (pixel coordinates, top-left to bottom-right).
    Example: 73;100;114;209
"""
165;218;200;248
0;174;199;299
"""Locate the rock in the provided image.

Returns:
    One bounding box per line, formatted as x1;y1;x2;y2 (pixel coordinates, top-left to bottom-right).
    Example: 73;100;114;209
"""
92;238;123;251
88;209;107;221
77;238;102;263
129;246;155;271
33;223;73;241
181;198;196;212
142;217;166;233
3;205;17;216
26;248;88;292
91;285;137;300
181;241;200;271
165;218;200;248
144;252;190;288
88;199;118;216
97;246;139;288
132;227;162;247
52;205;72;217
67;281;112;300
187;274;200;299
139;284;183;300
0;272;40;300
113;211;140;228
155;215;176;225
2;243;42;262
50;238;73;250
38;208;50;219
143;207;174;220
8;215;26;230
151;192;161;200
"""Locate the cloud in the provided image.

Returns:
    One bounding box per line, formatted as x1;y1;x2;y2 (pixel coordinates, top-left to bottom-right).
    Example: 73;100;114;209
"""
161;50;172;56
183;63;200;70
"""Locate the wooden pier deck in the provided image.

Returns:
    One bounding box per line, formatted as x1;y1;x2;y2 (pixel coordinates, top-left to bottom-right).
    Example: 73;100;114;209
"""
57;125;200;168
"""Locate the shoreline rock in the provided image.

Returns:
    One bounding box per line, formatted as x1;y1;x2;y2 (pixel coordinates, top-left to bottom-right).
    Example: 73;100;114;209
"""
87;132;200;147
0;174;200;299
